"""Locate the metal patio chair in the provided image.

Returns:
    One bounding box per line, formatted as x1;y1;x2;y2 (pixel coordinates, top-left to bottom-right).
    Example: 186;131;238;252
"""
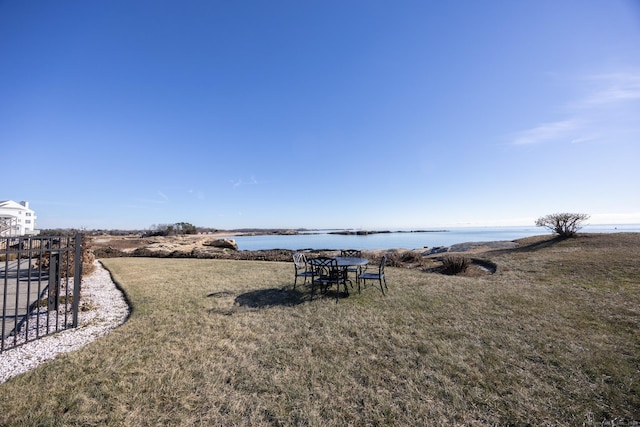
340;249;363;289
358;255;388;295
309;256;348;302
293;252;314;289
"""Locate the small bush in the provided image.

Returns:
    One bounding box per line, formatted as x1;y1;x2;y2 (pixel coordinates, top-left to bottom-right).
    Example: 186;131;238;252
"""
34;234;95;277
0;253;18;262
382;250;423;267
93;247;127;258
535;213;589;237
132;247;168;257
441;255;470;275
400;251;422;264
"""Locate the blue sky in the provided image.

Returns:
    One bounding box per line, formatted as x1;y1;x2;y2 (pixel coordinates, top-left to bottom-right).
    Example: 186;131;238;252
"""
2;1;640;230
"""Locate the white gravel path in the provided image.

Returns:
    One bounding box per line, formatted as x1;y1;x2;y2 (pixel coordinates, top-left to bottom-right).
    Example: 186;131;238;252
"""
0;260;129;384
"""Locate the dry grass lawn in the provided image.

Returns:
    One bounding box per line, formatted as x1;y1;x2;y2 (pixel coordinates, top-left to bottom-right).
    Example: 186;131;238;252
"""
0;233;639;426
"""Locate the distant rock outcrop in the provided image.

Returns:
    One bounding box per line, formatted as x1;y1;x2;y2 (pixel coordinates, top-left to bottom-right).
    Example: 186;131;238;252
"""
203;239;238;250
424;246;449;255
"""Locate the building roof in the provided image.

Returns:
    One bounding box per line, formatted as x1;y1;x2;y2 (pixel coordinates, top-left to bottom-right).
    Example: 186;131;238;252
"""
0;200;29;209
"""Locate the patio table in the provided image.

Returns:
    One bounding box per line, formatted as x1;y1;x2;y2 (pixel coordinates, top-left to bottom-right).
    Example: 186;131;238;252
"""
334;256;368;268
335;256;368;291
307;257;369;295
307;256;368;268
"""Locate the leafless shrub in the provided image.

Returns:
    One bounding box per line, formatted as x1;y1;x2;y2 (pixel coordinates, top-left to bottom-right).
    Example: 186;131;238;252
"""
535;213;589;237
36;235;95;277
384;251;422;267
92;247;127;258
441;254;470;275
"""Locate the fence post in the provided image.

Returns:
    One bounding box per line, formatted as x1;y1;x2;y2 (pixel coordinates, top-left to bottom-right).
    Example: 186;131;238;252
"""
48;252;60;311
72;233;83;327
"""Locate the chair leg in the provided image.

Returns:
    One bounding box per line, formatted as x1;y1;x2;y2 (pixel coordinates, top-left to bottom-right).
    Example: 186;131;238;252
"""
343;268;353;290
341;280;349;301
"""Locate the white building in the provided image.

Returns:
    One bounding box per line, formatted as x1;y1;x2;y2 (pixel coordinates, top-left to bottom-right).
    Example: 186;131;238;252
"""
0;200;38;237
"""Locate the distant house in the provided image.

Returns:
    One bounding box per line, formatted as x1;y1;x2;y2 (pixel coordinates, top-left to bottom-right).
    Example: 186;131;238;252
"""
0;200;38;237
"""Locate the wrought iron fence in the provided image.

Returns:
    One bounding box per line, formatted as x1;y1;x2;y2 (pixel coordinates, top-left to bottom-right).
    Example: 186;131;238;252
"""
1;234;83;353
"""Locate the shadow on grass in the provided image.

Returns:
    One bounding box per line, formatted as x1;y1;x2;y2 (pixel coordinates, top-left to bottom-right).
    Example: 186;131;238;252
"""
233;288;307;308
509;235;568;253
486;235;568;256
232;285;353;308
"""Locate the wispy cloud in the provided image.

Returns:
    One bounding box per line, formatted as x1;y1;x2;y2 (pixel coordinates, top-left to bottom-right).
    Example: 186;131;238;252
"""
231;176;258;188
576;72;640;107
570;135;600;144
512;120;579;145
511;71;640;146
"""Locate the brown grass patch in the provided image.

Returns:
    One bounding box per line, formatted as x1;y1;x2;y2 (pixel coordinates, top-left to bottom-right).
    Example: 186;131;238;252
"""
1;233;639;425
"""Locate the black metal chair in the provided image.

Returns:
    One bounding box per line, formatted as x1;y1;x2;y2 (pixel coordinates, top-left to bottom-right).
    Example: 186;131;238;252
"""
340;249;362;257
309;256;348;302
358;255;388;295
292;252;314;289
340;249;363;290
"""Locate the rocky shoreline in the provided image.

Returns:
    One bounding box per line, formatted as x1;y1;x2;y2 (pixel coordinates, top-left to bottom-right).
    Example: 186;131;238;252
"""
91;233;520;262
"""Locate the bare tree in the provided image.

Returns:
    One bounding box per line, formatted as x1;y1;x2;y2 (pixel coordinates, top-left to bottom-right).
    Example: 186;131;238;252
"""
535;213;590;237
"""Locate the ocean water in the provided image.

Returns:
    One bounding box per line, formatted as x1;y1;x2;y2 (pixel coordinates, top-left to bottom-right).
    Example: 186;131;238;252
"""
232;224;640;251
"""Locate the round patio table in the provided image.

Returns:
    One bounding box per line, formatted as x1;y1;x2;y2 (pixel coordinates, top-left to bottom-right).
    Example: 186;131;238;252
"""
334;256;368;268
307;257;369;297
335;257;368;292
